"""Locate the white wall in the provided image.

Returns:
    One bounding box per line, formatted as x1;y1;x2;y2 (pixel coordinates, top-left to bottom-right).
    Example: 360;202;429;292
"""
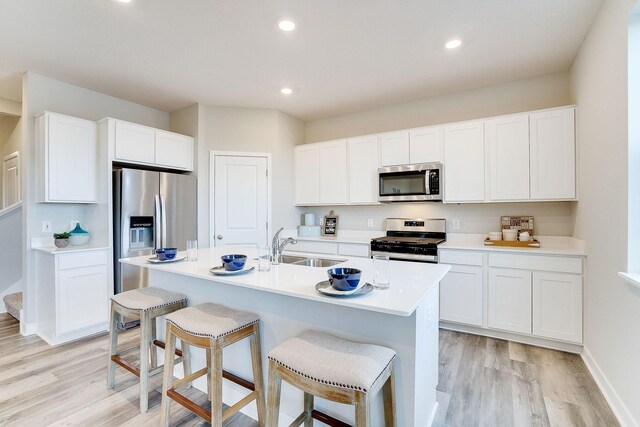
303;72;575;236
21;72;169;330
0;205;22;301
171;105;304;246
570;0;640;425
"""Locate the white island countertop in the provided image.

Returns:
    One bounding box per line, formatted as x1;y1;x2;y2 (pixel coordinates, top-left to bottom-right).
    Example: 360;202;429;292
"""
120;246;450;317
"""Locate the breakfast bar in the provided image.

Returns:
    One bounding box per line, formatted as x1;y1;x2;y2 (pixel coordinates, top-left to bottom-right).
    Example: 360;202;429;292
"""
120;247;450;426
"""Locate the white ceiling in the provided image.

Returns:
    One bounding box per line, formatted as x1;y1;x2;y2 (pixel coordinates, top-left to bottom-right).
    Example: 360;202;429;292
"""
0;0;602;121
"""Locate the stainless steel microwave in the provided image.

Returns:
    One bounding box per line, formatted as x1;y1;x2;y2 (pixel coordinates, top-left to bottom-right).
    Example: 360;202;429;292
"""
378;162;443;202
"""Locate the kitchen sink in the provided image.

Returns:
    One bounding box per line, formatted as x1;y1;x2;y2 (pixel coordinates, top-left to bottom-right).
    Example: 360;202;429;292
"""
279;255;347;267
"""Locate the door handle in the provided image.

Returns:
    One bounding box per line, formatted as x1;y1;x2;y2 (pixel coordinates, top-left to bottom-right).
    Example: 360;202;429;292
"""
217;235;223;240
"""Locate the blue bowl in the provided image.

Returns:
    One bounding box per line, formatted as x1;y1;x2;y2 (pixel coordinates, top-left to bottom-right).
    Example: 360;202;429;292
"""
156;247;177;261
327;268;362;291
221;254;247;271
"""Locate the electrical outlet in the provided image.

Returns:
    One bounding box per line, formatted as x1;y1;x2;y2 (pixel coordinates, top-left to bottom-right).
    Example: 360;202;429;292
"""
42;221;52;233
452;219;460;230
70;220;79;230
367;218;374;228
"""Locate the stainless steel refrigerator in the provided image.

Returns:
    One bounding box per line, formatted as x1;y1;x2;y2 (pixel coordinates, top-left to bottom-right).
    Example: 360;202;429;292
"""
113;168;196;302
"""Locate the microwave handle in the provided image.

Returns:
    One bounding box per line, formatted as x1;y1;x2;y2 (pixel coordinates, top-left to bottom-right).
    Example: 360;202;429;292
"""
424;170;430;195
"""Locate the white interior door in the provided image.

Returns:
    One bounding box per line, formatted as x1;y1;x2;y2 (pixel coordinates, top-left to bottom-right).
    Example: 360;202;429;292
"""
2;152;19;208
213;155;269;248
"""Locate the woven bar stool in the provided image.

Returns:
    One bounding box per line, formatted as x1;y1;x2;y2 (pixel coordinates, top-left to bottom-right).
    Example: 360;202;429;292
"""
267;330;397;427
107;287;189;413
160;302;266;427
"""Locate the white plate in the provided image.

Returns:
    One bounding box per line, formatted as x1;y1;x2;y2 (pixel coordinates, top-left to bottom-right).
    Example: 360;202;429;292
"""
210;265;255;276
315;281;373;297
147;255;186;264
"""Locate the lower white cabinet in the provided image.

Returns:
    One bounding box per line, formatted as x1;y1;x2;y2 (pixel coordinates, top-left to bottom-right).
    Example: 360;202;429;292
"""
36;249;110;345
440;264;483;326
488;268;532;334
533;272;582;343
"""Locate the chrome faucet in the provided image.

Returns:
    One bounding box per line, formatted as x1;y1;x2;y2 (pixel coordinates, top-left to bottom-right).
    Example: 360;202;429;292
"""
271;227;297;265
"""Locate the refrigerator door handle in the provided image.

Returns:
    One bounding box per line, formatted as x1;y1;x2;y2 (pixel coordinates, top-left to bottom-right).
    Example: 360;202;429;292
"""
154;194;162;250
160;193;167;248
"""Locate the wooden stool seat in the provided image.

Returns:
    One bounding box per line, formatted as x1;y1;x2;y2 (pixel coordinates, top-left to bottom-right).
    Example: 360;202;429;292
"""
107;287;189;414
160;303;266;427
267;330;397;427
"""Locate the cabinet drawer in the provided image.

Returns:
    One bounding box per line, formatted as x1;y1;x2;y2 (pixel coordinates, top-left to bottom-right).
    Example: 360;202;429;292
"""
439;250;484;266
338;243;370;258
488;253;582;274
286;241;338;255
58;250;109;270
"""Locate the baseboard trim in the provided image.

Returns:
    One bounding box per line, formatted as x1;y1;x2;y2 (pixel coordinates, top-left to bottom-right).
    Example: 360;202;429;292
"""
21;321;37;336
426;401;439;427
581;347;637;427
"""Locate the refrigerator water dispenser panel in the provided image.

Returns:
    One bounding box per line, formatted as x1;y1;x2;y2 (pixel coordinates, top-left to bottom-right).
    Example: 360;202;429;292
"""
129;216;154;249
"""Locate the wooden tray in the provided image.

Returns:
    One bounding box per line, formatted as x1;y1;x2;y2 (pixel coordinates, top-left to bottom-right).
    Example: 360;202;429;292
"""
484;238;541;248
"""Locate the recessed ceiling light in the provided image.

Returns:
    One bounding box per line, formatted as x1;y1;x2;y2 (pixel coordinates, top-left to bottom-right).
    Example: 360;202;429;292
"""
445;39;462;49
281;87;293;95
278;20;296;32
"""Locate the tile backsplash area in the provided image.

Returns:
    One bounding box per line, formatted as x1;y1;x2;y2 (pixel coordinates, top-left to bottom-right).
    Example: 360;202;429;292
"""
298;202;575;236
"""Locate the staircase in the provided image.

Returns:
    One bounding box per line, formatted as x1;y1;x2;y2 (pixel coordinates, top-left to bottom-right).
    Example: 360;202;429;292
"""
3;292;22;321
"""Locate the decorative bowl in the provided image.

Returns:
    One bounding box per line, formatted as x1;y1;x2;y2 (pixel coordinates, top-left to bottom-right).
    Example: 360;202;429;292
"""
156;248;178;261
327;268;362;291
221;254;247;271
69;223;90;246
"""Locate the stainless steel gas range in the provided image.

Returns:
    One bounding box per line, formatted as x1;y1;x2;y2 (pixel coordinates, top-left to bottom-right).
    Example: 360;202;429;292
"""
370;218;446;263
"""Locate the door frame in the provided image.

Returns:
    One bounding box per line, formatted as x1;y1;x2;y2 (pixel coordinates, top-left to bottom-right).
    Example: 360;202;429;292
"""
2;151;20;209
209;151;272;248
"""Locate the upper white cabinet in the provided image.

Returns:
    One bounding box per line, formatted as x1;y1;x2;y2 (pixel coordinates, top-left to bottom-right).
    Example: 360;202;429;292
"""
409;126;444;163
530;109;576;200
36;111;97;203
444;121;485;202
318;140;348;205
294;140;348;205
348;135;380;204
155;130;194;171
486;115;530;201
109;119;195;171
294;144;320;205
379;131;410;166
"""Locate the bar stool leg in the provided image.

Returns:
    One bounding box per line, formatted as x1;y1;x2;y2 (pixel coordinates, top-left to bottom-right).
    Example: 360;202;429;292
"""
266;360;282;427
382;368;396;427
249;323;267;425
210;339;223;427
160;324;176;427
139;311;151;413
303;393;314;426
149;317;158;369
206;348;212;400
181;338;193;388
354;392;370;427
107;301;119;389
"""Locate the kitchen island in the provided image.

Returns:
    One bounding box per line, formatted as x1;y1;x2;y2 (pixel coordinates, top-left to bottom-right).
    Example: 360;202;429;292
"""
120;247;450;426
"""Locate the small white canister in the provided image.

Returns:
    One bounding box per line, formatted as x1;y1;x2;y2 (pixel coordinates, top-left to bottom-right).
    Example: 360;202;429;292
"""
502;229;518;241
304;213;316;226
519;231;531;242
489;231;502;241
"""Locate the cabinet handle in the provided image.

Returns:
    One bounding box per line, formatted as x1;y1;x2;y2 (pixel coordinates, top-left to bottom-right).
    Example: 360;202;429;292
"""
217;235;223;240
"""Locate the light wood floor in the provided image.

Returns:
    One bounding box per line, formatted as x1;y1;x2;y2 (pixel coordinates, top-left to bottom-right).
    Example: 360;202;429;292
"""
0;314;619;426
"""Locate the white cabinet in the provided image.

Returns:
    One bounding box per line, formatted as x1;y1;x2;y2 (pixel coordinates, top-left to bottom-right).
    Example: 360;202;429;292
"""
318;140;348;205
294;144;320;205
294;140;347;205
36;249;110;345
155;130;194;171
114;121;155;164
348;136;380;204
488;268;532;334
440;264;483;326
533;272;582;343
36;112;97;203
409;126;444;163
443;121;485;202
486;115;530;201
109;119;195;171
530;108;576;200
379;131;410;166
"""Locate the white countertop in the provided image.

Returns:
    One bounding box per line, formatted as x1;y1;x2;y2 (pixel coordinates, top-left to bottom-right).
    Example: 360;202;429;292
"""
120;246;450;317
282;228;383;245
439;234;586;256
33;243;110;255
